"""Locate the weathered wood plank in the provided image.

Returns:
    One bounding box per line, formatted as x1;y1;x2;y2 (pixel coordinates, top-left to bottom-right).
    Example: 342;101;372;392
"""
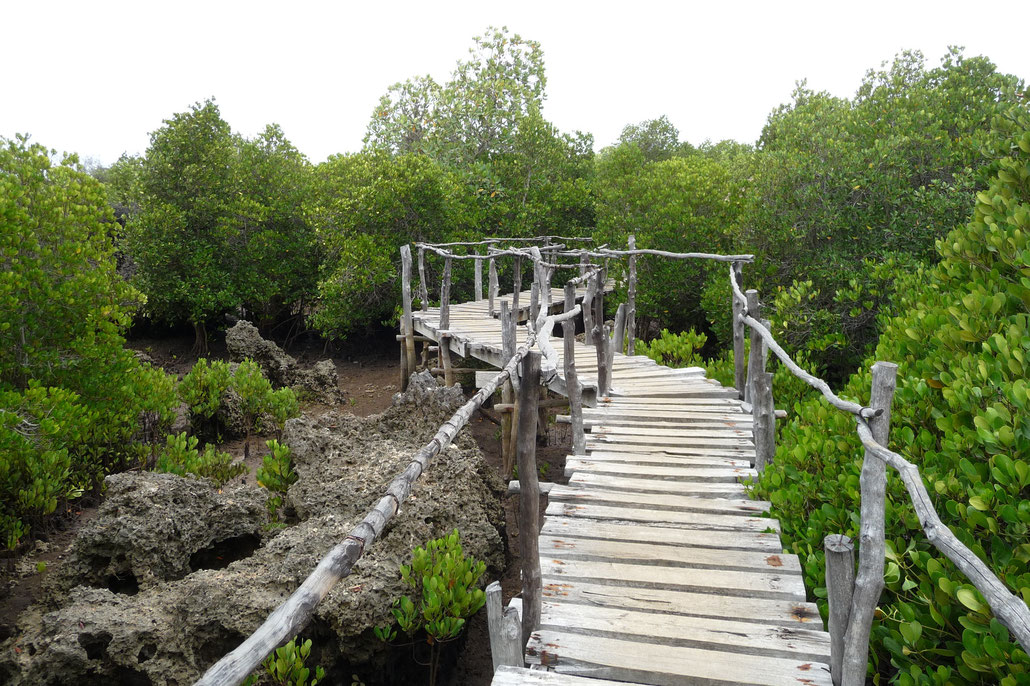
565;458;757;481
546;484;770;516
524;630;832;685
540;516;783;552
539;535;800;574
545;501;780;533
574;450;752;468
567;472;747;498
491;665;651;686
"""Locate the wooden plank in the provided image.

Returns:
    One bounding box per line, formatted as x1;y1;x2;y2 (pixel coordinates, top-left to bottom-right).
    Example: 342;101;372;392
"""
592;424;754;440
540;579;821;626
539;535;800;574
586;432;754;450
566;458;756;482
524;630;832;685
545;501;779;533
540;516;783;552
538;600;830;662
540;557;805;600
547;484;770;516
576;451;752;468
492;665;651;686
581;442;755;460
568;472;747;498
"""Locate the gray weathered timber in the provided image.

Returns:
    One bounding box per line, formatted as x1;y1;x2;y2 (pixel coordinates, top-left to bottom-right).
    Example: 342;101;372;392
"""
417;246;429;312
611;302;626;359
824;534;855;686
744;289;764;405
753;370;775;472
194;329;540;686
487;581;522;670
517;351;543;646
399;245;417;390
563;283;586;454
488;257;498;316
732;261;746;397
842;361;897;686
492;664;651;686
855;421;1030;652
626;233;637;355
500;301;516;476
592;269;610;398
512;255;522;314
439;258;454;385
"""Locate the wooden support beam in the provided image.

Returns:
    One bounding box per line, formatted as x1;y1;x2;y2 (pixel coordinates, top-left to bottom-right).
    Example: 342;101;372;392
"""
488;257;498;316
744;289;764;405
732;261;745;398
512;255;522;314
439;257;453;387
500;301;516;477
753;371;775;472
592;269;610;398
399;245;417;391
516;351;542;646
474;251;483;302
612;302;626;359
626;233;637;356
564;282;586;455
824;534;854;686
486;581;523;670
841;361;897;686
417;246;429;313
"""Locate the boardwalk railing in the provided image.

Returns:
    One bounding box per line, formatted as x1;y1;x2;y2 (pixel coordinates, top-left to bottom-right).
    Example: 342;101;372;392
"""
197;234;1029;686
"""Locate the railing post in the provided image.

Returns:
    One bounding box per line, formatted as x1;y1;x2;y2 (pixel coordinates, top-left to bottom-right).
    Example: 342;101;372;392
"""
516;351;542;647
753;370;775;472
626;234;637;356
486;581;522;670
439;257;453;387
530;277;540;332
474;252;483;302
417;246;429;313
488;257;498;317
732;261;746;398
500;301;516;477
512;255;522;317
841;361;898;686
612;302;626;357
592;268;610;398
582;272;595;341
399;245;417;391
824;534;855;686
563;282;586;455
744;289;764;405
579;253;587;278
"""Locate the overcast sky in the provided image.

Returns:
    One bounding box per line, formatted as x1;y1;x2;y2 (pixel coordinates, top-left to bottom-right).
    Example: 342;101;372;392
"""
3;0;1028;166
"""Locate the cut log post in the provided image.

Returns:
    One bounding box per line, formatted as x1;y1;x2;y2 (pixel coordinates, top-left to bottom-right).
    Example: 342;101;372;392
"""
488;257;498;316
612;302;626;356
500;301;516;477
398;337;406;390
474;252;483;302
512;256;522;316
841;361;898;686
417;246;429;313
627;234;637;356
563;283;586;455
579;252;588;278
732;261;745;398
439;258;453;387
399;245;417;391
582;276;595;342
744;289;764;405
824;534;855;686
486;581;523;670
593;269;610;398
516;351;542;646
529;281;540;333
537;384;548;443
753;371;775;472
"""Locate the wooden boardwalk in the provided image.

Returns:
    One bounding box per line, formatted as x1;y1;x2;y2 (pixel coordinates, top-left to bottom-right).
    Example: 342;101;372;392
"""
412;289;832;686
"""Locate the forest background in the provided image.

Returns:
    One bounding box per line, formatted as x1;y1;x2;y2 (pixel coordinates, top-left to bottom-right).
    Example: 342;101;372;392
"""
3;27;1030;684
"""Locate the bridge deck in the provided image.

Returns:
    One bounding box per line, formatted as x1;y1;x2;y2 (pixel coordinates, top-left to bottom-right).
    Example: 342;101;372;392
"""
412;292;832;686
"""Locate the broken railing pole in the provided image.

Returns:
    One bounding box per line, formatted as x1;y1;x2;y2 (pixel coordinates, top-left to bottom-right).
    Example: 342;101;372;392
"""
516;351;542;647
563;282;586;455
731;261;745;397
841;361;898;686
486;581;522;670
824;534;855;686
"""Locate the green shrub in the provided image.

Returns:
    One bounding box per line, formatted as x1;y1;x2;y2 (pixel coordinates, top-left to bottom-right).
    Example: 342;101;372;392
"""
264;388;300;439
233;360;274;459
257;439;297;523
154;432;246;486
752;108;1030;684
179;359;233;434
638;328;707;368
243;636;325;686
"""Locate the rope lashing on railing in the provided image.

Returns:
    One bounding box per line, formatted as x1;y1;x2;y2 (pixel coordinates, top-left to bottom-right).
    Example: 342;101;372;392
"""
854;419;1030;651
194;325;548;686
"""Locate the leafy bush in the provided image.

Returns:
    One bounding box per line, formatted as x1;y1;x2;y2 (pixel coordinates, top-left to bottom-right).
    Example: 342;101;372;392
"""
638;328;707;368
257;439;297;523
243;636;325;686
179;358;233;435
154;432;246;486
264;388;300;439
751;108;1030;684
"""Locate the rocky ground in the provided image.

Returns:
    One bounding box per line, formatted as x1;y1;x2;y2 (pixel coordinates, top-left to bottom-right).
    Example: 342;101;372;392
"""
0;327;571;686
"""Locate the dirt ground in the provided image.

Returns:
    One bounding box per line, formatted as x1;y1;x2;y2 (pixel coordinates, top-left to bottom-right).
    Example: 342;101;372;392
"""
0;330;570;686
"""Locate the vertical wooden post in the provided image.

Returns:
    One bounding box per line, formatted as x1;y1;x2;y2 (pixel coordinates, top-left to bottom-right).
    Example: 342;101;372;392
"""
563;283;586;455
582;276;595;342
474;253;483;302
486;581;522;670
439;257;453;387
417;247;429;313
529;282;540;332
512;256;522;318
593;269;610;398
488;257;498;316
612;302;626;356
841;361;898;686
626;234;637;356
824;534;855;686
753;371;775;472
579;253;587;278
500;301;516;477
732;261;746;398
744;289;764;405
517;351;542;646
399;246;417;391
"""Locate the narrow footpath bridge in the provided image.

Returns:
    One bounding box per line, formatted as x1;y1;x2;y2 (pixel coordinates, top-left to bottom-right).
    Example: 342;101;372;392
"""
409;259;833;685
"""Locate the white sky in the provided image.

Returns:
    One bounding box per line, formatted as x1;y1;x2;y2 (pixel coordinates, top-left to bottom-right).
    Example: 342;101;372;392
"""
3;0;1028;166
